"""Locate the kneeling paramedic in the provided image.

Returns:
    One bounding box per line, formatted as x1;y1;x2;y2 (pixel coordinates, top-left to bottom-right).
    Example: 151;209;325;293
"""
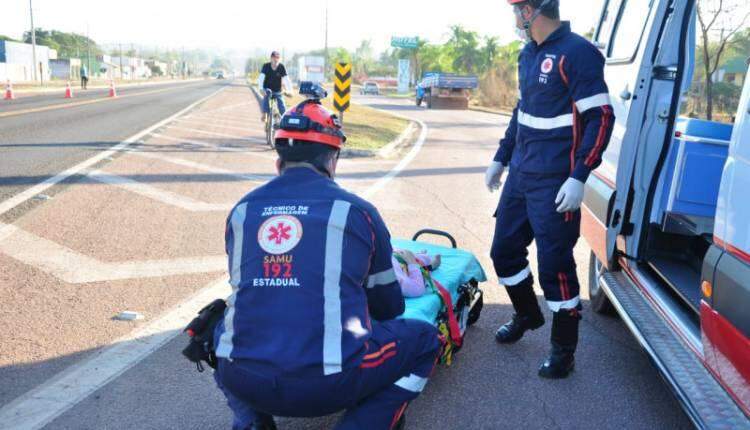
213;87;442;429
486;0;615;379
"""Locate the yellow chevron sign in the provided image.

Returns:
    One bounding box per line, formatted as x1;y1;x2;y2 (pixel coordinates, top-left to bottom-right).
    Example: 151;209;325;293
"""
334;62;352;113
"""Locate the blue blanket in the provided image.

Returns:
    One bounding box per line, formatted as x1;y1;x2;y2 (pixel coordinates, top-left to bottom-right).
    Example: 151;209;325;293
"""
391;239;487;324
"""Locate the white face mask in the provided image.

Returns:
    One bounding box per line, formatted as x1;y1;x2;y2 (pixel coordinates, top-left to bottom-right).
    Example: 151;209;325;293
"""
515;26;530;42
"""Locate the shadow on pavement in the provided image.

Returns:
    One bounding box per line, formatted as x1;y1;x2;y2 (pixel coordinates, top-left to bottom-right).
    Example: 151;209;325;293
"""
0;298;693;430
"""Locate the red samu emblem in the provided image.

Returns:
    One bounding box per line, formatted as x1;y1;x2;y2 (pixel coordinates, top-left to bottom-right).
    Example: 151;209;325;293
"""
541;58;554;74
258;215;303;255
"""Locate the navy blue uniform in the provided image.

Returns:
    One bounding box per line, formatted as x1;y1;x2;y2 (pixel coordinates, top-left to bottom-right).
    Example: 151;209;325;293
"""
214;167;441;429
491;22;614;311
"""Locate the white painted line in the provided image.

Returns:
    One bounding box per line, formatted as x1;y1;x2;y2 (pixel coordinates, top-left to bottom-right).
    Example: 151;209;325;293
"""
147;132;275;159
0;222;226;283
126;150;272;182
0;86;227;218
173;117;262;134
167;125;265;144
0;277;231;430
0;105;430;429
362;117;428;199
88;170;235;212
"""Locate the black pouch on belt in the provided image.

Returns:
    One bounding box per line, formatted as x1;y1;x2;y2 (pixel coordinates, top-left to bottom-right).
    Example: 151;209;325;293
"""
182;299;227;372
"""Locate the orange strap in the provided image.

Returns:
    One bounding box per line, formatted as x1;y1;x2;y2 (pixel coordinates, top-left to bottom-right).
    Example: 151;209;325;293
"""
432;279;463;347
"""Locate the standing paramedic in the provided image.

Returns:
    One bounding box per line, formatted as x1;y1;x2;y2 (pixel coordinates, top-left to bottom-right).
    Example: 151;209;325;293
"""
213;86;442;430
485;0;615;379
257;51;293;122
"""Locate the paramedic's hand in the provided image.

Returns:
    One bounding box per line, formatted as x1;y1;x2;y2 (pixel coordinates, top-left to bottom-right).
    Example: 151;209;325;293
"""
555;178;585;213
485;161;506;192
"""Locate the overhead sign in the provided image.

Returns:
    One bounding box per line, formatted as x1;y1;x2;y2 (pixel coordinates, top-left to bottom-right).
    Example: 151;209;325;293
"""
391;36;419;49
333;62;352;113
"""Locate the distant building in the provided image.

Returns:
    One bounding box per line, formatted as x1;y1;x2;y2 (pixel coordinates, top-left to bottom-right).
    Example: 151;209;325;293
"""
50;58;81;80
0;40;55;82
715;56;749;86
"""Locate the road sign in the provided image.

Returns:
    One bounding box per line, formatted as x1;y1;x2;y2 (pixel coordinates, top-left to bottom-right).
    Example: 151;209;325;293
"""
397;59;410;94
334;62;352;114
391;36;419;49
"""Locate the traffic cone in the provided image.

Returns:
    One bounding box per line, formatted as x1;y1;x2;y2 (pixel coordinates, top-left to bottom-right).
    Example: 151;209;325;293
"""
64;81;74;98
4;80;14;100
108;80;117;98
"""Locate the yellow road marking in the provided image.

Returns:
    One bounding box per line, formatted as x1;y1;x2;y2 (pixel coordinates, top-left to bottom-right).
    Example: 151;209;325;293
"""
0;83;204;119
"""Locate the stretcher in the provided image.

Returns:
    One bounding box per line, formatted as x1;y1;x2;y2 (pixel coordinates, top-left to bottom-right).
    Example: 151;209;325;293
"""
393;229;486;364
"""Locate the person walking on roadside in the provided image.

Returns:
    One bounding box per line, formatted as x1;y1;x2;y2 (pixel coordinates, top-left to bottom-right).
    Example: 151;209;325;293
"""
80;64;89;90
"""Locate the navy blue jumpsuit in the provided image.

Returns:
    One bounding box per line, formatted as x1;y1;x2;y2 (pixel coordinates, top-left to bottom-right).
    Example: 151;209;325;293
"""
491;22;615;311
214;167;441;429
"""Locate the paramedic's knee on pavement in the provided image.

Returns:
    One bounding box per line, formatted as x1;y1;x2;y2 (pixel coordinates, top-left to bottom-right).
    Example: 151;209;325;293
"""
213;94;441;430
486;0;615;379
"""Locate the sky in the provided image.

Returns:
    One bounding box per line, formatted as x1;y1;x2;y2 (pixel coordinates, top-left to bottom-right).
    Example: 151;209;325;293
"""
0;0;605;57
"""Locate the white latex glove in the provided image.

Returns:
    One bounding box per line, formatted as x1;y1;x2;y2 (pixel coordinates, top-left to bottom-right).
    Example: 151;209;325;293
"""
555;178;585;213
485;161;506;192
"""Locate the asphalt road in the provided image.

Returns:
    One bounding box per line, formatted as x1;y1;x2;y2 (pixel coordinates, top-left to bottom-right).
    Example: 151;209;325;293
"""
0;87;693;429
0;79;230;220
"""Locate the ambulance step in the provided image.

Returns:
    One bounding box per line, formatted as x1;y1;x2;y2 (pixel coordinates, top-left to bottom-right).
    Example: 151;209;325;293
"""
600;271;750;429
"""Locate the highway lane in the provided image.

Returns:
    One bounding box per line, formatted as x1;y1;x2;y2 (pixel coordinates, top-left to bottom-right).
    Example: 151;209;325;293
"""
0;79;239;221
25;94;693;429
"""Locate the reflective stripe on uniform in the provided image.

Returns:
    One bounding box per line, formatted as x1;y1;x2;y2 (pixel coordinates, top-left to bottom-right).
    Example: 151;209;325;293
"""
394;373;429;393
323;200;351;375
216;202;248;358
575;93;611;113
367;268;397;288
547;296;580;312
518;111;574;130
499;265;531;286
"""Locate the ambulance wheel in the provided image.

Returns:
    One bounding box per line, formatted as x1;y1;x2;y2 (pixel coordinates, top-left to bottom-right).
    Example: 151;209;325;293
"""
467;291;483;326
588;252;615;315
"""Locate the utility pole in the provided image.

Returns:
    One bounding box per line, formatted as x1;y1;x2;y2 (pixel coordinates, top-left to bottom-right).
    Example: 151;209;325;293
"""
86;23;91;77
29;0;39;84
119;43;124;80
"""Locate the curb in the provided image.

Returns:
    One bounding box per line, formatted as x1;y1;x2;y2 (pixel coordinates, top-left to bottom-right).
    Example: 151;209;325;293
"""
9;78;204;96
468;104;513;117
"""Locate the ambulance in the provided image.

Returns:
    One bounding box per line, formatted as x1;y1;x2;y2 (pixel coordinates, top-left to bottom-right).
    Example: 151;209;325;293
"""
583;0;750;427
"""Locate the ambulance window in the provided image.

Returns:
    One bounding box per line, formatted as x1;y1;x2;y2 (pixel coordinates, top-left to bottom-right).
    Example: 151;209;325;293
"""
595;0;623;54
608;0;654;61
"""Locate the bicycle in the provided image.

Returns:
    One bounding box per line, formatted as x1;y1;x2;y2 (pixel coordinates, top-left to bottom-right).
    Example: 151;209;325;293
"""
264;91;284;149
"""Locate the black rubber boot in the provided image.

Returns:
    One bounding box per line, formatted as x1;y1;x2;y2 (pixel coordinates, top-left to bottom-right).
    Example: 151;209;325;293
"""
495;276;545;343
538;310;580;379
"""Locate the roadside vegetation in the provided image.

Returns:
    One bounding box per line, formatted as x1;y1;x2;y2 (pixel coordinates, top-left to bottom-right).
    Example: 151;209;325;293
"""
247;0;748;123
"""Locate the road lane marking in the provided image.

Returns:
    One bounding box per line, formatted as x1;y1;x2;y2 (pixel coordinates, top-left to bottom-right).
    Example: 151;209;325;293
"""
0;83;206;119
88;170;236;212
173;117;262;134
0;106;429;430
362;116;428;198
0;277;231;430
167;125;266;144
0;85;227;218
126;150;272;182
0;222;226;283
147;133;276;159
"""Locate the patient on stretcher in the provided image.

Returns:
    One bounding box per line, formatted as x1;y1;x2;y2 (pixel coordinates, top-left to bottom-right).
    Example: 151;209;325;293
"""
392;249;441;297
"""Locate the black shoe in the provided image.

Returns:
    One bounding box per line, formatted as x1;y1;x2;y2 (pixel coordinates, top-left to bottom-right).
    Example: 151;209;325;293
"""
495;313;545;343
538;310;580;379
495;276;544;344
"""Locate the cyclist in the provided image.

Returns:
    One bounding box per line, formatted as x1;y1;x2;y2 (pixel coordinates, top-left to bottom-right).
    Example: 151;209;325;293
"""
257;51;293;123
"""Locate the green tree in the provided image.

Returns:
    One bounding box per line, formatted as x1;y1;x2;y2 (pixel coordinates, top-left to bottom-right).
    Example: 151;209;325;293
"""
23;29;101;59
481;36;500;72
447;25;482;73
0;35;18;42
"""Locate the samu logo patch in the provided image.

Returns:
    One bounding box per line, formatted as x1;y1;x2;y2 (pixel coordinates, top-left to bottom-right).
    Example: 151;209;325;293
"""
258;215;303;255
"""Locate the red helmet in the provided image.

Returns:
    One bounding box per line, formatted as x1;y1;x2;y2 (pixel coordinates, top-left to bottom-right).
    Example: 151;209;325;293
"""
275;101;346;149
